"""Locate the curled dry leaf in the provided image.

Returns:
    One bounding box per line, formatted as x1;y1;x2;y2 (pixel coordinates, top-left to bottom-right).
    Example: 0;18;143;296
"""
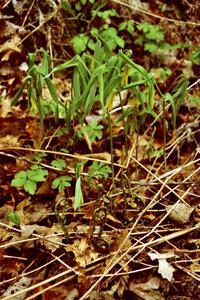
0;35;21;57
2;276;32;300
148;252;176;281
166;202;194;224
19;224;63;252
129;276;165;300
65;237;99;268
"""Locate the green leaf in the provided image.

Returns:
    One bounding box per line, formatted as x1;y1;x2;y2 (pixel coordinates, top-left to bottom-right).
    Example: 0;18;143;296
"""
11;178;26;187
75;161;84;178
105;27;125;48
40;48;50;76
51;175;72;192
119;21;127;31
92;9;117;19
61;1;75;15
14;170;27;180
33;153;48;161
74;177;84;210
72;34;89;54
27;167;48;182
189;47;200;65
137;22;164;41
7;211;20;226
51;159;67;170
88;162;112;179
127;20;134;34
188;95;200;107
163;92;176;128
79;120;104;143
24;180;37;195
11;171;27;187
45;77;65;108
144;42;157;53
11;77;30;106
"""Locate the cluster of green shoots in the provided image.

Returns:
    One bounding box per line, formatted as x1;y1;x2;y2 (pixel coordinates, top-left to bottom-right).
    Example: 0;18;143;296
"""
10;0;200;222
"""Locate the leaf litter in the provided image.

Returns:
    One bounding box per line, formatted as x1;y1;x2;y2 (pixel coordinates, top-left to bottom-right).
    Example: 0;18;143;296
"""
0;0;200;299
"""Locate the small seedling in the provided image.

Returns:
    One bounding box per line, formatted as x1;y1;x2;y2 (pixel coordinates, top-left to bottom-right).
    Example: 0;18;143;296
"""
51;175;72;192
11;48;65;125
11;165;48;195
77;120;104;143
33;153;47;162
88;161;112;180
91;8;117;19
51;159;67;170
135;22;164;53
119;20;134;34
7;211;20;226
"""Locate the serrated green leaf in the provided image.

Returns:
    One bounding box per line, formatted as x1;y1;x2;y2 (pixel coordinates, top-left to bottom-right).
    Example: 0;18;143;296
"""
51;175;72;192
88;162;112;179
24;180;37;195
15;171;27;180
11;178;26;187
137;22;164;41
51;159;66;170
80;120;103;143
144;42;157;53
72;35;88;54
127;20;134;34
27;168;48;182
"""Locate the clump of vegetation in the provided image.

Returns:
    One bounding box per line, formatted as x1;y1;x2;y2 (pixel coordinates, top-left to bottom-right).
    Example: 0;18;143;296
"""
0;0;200;299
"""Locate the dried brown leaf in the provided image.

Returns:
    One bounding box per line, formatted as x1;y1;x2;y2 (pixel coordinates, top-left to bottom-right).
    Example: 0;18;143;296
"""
166;202;194;224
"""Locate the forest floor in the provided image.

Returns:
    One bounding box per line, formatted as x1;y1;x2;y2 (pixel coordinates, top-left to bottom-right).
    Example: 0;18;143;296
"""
0;1;200;299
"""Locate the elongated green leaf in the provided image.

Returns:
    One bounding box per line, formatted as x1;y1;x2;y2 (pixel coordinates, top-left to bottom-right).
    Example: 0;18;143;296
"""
73;68;81;102
78;66;100;108
40;48;50;76
98;68;105;109
119;50;149;79
104;75;121;101
147;78;155;109
74;177;84;210
172;76;189;113
45;77;65;108
81;81;97;121
94;39;105;64
51;56;78;73
104;56;119;83
123;79;148;89
76;62;88;90
105;89;117;112
163;92;176;128
11;77;30;105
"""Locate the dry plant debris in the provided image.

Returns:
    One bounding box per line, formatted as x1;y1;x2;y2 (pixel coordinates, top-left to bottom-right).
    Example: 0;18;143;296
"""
0;0;200;299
